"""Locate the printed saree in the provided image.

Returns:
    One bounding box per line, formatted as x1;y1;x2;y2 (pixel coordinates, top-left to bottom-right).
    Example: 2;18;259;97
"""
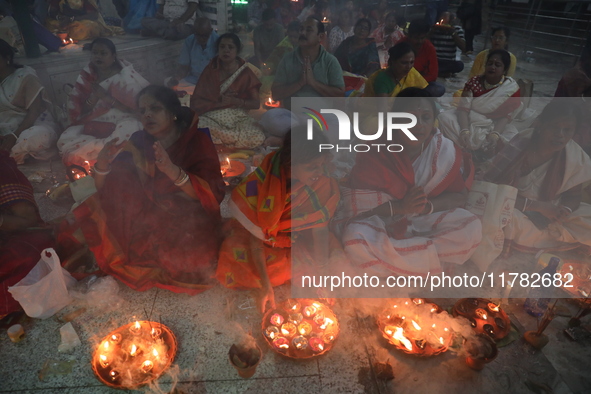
215;150;340;289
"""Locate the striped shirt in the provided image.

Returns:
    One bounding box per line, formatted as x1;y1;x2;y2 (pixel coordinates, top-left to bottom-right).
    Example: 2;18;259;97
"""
431;25;465;61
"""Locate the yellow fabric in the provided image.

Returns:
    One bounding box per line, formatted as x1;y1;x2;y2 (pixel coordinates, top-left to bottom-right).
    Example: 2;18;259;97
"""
363;67;428;97
469;50;517;79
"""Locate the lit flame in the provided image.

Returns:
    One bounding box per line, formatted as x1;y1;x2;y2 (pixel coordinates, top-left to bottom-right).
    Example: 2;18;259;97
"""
103;341;109;350
393;327;413;351
430;307;437;313
111;335;118;341
134;321;140;330
130;344;137;356
432;324;436;328
439;337;444;344
279;343;289;349
100;354;107;362
411;320;421;330
488;303;500;312
482;313;488;320
312;303;321;308
153;349;159;357
320;318;334;330
319;343;324;351
281;327;290;336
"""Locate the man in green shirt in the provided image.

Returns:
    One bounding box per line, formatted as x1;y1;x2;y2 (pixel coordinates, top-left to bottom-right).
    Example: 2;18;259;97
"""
272;17;344;109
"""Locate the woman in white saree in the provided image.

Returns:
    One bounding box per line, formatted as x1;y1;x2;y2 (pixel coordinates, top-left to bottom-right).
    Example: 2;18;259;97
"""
190;33;265;149
0;39;57;164
485;100;591;254
334;88;482;276
438;49;521;153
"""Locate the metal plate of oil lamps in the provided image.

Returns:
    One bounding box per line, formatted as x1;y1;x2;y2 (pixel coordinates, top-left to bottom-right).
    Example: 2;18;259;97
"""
91;321;177;389
452;298;511;341
261;299;339;359
377;298;453;357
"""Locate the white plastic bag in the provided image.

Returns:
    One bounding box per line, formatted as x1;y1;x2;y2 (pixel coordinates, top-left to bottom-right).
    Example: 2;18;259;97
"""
8;248;77;319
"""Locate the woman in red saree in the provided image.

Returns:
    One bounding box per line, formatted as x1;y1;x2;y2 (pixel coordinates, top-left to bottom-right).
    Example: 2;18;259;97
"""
73;86;225;294
215;128;340;311
0;152;54;318
190;33;265;149
335;88;481;276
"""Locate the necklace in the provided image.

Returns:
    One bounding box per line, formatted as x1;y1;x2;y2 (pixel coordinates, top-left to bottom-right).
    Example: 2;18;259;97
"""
484;75;505;90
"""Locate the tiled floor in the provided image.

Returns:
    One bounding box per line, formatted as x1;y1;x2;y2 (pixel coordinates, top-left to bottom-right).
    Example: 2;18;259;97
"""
2;32;591;394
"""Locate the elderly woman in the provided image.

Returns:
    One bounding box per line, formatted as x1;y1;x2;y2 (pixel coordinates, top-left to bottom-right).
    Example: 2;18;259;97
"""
438;49;521;153
485;100;591;254
190;33;265;149
72;86;225;294
58;38;149;168
0;40;58;164
334;18;380;77
469;27;517;78
0;151;54;318
215;128;340;312
364;42;428;97
335;88;481;276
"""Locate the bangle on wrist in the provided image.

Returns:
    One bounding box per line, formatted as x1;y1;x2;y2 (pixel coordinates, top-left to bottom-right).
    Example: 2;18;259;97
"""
522;197;529;211
93;164;111;175
460;129;471;136
561;205;573;213
388;200;394;217
424;200;434;215
174;171;190;187
9;132;18;140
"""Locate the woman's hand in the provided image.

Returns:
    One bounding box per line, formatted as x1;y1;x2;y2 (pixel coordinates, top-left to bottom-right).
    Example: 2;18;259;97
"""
96;138;125;170
399;186;428;215
459;129;472;149
221;94;242;107
258;285;276;313
91;83;110;100
153;141;179;179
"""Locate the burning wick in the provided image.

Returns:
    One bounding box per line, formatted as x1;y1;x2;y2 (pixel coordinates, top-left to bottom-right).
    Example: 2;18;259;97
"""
99;354;110;368
130;321;142;335
487;303;500;312
141;360;154;373
292;335;309;350
273;337;289;350
411;320;422;331
110;333;121;343
288;313;303;325
226;158;231;170
298;322;313;336
319;317;334;330
309;337;325;352
322;333;335;344
281;322;297;337
103;341;110;351
130;344;139;357
270;313;284;327
475;308;488;320
265;326;280;339
109;370;120;381
151;327;162;340
284;299;301;312
393;327;413;351
303;305;317;317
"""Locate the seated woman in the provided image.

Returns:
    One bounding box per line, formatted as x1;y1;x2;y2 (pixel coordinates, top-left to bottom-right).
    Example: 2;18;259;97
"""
72;86;225;294
334;18;380;77
190;33;265;149
0;151;54;319
328;9;354;53
58;38;149;168
469;27;517;78
363;42;428;97
336;88;481;276
369;11;405;68
215;128;340;312
47;0;123;41
438;49;521;153
0;40;58;164
484;100;591;254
